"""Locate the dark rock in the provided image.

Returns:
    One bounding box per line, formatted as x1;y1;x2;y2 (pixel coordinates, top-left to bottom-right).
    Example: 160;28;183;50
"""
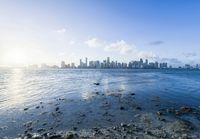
37;128;45;133
120;106;125;110
120;123;127;127
65;132;79;139
131;93;135;96
94;83;100;85
24;108;29;111
49;134;62;139
73;127;77;131
55;107;59;111
35;106;40;109
136;106;142;110
180;107;193;113
171;119;194;132
157;111;163;116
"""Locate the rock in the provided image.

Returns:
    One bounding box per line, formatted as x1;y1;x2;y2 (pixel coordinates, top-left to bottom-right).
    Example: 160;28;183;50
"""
157;111;163;116
180;107;193;113
35;106;40;109
95;92;99;95
49;134;62;139
73;127;77;131
65;132;79;139
171;119;194;132
55;107;59;111
24;108;29;111
136;106;142;110
37;128;45;133
179;134;189;139
94;83;100;85
131;93;135;96
24;121;32;128
42;123;47;126
120;106;125;110
120;123;127;127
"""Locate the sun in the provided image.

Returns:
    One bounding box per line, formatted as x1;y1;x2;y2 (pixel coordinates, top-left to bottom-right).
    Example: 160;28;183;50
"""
3;48;28;66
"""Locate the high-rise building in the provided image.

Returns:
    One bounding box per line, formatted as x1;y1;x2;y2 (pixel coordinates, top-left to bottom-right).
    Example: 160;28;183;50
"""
80;59;83;68
85;57;88;67
61;61;66;68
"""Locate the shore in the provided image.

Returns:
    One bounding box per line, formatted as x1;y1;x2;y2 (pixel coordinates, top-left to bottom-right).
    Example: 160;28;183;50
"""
1;82;200;139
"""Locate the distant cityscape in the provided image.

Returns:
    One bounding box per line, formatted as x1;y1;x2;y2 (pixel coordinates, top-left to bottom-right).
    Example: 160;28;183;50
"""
57;57;200;70
26;57;200;70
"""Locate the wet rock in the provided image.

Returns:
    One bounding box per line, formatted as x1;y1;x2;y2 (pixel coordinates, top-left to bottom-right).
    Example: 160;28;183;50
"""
73;127;77;131
24;121;32;128
24;108;29;111
64;132;79;139
55;107;60;111
135;106;142;110
120;123;127;127
35;106;40;109
95;92;99;95
120;106;125;110
171;119;194;132
157;111;163;116
49;134;62;139
131;93;135;96
42;123;47;126
179;134;189;139
37;128;45;133
94;83;100;85
180;107;193;113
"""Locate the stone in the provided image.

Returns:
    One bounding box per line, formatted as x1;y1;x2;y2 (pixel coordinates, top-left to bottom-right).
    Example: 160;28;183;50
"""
94;83;100;85
24;108;29;111
120;106;125;110
55;107;59;111
49;134;62;139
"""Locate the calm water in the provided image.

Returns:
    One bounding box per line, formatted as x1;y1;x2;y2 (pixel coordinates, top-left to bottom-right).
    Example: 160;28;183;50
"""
0;68;200;137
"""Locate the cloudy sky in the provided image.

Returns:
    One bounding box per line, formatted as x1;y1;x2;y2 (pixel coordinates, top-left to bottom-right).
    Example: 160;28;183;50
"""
0;0;200;67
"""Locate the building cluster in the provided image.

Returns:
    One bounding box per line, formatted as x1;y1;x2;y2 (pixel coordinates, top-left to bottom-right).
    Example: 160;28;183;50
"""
184;64;200;69
61;57;169;69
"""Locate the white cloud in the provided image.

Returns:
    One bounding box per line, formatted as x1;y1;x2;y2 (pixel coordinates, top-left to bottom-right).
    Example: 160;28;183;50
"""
104;40;132;54
85;38;157;60
85;38;103;48
56;28;66;33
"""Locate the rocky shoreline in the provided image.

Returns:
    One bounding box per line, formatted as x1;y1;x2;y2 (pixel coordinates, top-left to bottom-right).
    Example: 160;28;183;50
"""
1;83;200;139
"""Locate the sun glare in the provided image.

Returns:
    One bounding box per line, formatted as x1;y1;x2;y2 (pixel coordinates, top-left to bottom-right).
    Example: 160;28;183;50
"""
3;48;28;66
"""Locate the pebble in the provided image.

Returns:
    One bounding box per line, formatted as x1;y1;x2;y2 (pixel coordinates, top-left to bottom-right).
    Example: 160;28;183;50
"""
94;83;100;85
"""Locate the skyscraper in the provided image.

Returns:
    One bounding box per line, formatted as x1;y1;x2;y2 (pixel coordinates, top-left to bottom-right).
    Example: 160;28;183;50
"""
85;57;88;67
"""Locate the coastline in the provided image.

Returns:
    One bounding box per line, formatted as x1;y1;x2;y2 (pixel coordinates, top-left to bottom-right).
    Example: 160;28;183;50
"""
2;89;200;139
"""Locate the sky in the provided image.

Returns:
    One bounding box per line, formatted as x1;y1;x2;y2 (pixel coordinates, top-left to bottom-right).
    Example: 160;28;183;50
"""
0;0;200;67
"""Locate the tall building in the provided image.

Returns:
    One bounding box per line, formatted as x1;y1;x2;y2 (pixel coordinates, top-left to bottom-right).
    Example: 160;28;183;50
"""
85;57;88;67
80;59;83;68
61;61;66;68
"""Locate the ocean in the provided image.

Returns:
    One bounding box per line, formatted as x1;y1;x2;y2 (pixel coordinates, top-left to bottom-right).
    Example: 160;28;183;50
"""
0;68;200;137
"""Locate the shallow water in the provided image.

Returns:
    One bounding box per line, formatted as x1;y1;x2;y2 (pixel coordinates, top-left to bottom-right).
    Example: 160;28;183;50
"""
0;68;200;137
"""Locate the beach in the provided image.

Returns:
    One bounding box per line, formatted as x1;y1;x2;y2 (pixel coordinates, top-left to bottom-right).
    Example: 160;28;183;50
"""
0;69;200;138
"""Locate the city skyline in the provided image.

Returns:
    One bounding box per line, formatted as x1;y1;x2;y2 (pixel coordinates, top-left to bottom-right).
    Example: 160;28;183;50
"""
1;0;200;67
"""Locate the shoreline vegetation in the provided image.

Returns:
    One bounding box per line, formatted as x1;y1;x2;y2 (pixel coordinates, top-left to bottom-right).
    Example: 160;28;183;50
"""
2;82;200;139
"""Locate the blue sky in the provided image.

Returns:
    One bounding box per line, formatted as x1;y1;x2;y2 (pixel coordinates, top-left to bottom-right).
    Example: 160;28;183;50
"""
0;0;200;67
